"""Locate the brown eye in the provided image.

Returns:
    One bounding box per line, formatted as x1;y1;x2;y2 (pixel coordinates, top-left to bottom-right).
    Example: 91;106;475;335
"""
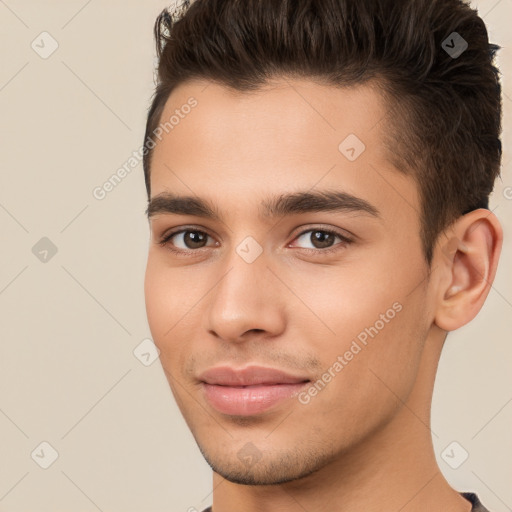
292;228;351;252
308;230;336;249
159;229;213;250
179;230;209;249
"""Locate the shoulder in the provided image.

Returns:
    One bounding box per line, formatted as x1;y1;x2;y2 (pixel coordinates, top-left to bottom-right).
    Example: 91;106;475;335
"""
461;492;492;512
201;494;489;512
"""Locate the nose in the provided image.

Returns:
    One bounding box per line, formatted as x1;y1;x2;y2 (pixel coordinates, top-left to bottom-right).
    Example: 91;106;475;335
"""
204;244;287;344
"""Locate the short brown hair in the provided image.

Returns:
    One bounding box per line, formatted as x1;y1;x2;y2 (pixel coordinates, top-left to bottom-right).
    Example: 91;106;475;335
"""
143;0;502;263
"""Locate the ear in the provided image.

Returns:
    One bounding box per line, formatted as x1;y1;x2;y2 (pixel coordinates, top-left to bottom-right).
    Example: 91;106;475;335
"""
433;209;503;332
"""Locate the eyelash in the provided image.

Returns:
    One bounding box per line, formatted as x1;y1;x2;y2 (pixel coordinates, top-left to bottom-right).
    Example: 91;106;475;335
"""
157;226;353;258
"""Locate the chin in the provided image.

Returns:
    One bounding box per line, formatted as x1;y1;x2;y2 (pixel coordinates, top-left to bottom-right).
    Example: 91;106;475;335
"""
196;441;333;486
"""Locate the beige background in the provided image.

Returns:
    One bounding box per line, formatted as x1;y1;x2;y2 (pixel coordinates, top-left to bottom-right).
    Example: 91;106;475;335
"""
0;1;510;511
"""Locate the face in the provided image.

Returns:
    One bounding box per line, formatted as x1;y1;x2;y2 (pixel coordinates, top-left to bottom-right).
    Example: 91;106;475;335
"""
144;78;435;485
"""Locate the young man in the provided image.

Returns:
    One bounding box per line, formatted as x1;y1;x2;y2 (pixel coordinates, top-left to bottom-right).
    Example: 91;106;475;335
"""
143;0;503;510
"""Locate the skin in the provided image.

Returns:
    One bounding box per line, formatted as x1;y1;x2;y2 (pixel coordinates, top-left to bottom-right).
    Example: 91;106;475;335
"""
144;78;502;512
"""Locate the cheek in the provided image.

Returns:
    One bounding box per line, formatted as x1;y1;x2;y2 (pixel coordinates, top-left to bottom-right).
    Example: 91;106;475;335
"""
144;256;213;376
144;257;190;351
144;260;170;340
291;281;426;444
289;260;427;390
287;260;405;343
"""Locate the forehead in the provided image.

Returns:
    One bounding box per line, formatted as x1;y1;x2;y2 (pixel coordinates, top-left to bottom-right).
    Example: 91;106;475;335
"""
149;78;419;227
155;78;390;160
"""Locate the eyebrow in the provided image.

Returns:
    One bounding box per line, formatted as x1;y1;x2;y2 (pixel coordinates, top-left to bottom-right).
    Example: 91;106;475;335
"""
145;190;380;221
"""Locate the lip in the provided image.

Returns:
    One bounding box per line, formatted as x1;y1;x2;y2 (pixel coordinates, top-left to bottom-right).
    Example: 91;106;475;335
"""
198;366;310;416
199;365;310;386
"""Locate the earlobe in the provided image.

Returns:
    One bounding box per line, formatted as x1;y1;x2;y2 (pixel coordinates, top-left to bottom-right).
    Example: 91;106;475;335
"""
434;209;503;332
